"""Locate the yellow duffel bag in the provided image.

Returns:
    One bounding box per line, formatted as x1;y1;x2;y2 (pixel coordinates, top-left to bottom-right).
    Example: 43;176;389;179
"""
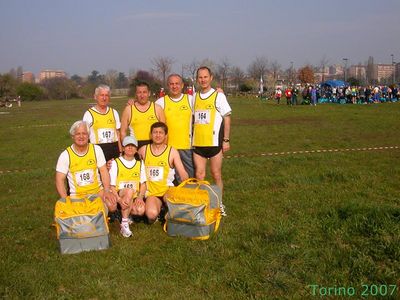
54;195;110;254
163;178;222;240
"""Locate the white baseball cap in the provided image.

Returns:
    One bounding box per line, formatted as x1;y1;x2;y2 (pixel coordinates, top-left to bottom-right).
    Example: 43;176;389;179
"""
122;135;138;147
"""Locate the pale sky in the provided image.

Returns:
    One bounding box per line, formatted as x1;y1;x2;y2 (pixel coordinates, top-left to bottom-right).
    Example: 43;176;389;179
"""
0;0;399;77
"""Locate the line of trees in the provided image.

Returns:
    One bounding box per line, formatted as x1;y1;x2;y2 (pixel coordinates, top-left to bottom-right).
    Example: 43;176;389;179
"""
2;55;389;101
0;59;301;101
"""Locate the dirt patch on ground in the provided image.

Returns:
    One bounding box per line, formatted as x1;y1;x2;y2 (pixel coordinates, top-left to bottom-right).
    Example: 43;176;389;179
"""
235;117;321;125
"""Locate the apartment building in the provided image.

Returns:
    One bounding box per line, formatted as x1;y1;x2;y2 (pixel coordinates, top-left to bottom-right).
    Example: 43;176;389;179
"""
22;72;35;83
39;69;67;82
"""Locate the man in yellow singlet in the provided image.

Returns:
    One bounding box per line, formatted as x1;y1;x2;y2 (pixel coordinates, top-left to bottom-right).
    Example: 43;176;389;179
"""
155;74;194;182
83;85;122;163
192;66;231;215
138;122;188;224
120;81;165;149
55;120;117;212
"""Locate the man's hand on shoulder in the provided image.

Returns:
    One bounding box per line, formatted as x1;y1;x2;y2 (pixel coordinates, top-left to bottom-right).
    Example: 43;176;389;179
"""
126;98;135;106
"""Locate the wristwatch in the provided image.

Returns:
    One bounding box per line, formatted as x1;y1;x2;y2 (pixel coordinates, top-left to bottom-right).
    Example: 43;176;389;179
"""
223;138;230;142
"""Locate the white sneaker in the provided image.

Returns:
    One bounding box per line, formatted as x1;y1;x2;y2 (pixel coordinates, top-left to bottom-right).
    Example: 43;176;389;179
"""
220;204;227;217
120;223;132;237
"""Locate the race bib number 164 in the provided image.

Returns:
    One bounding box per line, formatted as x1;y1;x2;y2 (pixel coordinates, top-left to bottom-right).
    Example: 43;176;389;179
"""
194;110;211;124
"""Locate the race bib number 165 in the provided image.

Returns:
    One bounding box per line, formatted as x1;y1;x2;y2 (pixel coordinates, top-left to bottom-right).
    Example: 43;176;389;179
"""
147;167;163;182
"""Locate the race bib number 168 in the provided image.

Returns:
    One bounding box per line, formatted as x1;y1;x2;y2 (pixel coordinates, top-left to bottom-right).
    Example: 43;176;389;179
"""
75;169;94;186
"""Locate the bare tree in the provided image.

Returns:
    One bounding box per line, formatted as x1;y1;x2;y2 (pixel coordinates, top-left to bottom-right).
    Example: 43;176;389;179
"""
151;56;175;88
229;66;246;93
16;66;23;81
247;56;269;81
105;69;118;88
128;68;136;81
8;68;17;79
283;64;297;85
319;55;329;82
366;56;375;85
183;59;200;83
199;58;216;73
269;60;281;82
216;58;231;90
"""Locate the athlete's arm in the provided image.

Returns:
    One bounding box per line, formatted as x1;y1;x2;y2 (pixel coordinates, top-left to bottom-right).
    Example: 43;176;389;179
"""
155;103;166;123
170;148;189;181
116;129;122;153
137;145;146;160
113;110;123;153
55;172;68;198
120;105;131;142
222;114;231;153
99;164;117;206
134;182;146;207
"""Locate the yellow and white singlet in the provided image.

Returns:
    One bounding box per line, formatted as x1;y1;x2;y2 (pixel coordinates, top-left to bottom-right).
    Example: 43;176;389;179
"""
88;107;118;144
129;102;158;141
144;145;174;197
114;157;142;197
66;144;102;197
193;91;221;147
163;94;192;149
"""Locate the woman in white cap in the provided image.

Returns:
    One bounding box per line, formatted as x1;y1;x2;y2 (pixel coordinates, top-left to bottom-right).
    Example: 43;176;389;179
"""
109;135;146;237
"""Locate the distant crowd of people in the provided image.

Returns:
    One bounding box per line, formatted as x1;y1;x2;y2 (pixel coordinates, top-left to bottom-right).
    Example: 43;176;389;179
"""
274;85;399;105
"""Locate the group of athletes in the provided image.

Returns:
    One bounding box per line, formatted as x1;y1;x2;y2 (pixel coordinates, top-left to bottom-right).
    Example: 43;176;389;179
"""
55;66;232;237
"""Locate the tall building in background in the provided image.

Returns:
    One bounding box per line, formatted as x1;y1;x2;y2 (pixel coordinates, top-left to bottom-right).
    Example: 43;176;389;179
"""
39;69;66;82
314;66;329;82
22;72;35;83
348;65;366;83
328;65;344;79
376;64;394;83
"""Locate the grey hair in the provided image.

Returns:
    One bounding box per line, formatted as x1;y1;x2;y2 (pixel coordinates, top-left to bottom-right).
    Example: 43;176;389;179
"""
167;73;183;83
69;120;90;136
94;84;111;97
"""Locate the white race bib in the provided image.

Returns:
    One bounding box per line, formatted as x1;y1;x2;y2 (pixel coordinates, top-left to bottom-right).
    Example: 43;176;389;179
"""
118;181;137;191
194;110;211;124
75;169;94;186
147;167;163;182
97;128;115;143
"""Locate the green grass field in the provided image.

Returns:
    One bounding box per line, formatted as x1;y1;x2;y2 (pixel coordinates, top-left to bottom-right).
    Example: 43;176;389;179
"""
0;97;399;299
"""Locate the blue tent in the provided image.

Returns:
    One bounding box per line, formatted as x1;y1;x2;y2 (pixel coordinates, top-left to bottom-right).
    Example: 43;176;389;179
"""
320;80;349;87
